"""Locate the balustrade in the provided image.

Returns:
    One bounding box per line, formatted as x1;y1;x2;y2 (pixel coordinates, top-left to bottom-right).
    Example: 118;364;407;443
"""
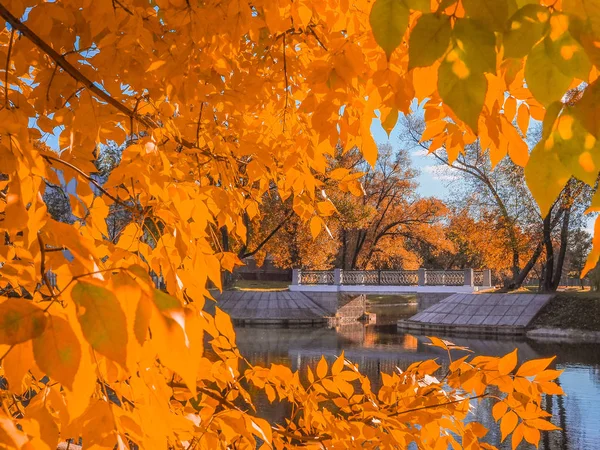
293;268;492;287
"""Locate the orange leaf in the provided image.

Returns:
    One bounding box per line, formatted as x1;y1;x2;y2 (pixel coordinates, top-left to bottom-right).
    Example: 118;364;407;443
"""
504;96;517;122
516;356;555;377
498;348;518;376
310;216;322;239
332;352;345;376
492;401;508;422
500;411;519;442
316;355;328;379
517;103;530;135
522;423;541;446
33;315;81;390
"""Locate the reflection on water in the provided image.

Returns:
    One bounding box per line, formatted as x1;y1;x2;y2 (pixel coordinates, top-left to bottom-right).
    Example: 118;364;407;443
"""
234;307;600;449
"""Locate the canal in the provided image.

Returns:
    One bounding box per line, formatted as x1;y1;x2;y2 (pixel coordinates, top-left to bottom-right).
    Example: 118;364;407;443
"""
231;298;600;450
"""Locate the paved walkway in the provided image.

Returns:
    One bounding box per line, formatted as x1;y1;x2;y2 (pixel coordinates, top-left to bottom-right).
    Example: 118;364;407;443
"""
398;293;554;335
212;290;331;325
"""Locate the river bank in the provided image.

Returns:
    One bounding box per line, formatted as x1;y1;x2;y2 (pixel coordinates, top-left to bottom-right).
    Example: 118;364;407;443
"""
526;291;600;343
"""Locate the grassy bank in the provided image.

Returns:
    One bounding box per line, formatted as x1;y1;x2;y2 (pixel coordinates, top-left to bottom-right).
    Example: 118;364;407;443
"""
530;291;600;332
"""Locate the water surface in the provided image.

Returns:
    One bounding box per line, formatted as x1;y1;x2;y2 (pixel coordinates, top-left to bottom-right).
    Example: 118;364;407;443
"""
234;300;600;450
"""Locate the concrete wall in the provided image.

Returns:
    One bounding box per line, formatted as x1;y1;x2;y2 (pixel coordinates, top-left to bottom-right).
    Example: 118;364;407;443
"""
301;292;367;322
336;294;367;323
301;292;450;323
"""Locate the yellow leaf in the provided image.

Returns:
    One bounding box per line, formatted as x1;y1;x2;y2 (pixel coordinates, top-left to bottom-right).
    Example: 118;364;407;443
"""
71;281;128;366
33;315;81;390
583;216;600;275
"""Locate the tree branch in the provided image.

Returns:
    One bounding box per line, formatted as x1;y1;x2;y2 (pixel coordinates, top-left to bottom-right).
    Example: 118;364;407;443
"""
239;210;293;259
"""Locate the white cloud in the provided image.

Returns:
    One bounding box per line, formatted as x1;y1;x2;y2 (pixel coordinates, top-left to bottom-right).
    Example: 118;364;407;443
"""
411;148;429;157
422;164;460;182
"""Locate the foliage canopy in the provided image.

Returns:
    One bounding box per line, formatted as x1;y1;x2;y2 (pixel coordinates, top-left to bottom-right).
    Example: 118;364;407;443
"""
0;0;591;448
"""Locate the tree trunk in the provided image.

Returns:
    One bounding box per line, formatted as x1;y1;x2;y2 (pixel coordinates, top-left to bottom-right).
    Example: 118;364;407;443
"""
541;210;555;292
551;208;570;291
341;228;347;270
504;240;544;290
220;226;234;289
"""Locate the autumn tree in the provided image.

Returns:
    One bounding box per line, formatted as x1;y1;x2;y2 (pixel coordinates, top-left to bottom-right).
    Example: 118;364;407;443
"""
0;0;588;448
421;207;514;277
247;144;450;271
331;144;450;270
404;115;593;290
242;194;340;270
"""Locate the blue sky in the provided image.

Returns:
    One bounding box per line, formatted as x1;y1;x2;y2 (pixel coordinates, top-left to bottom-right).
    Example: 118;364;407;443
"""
370;117;451;200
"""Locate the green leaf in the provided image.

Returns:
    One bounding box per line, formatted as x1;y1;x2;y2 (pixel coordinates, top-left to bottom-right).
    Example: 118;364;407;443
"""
153;289;181;311
525;40;573;106
71;281;128;366
438;52;487;133
545;15;591;79
402;0;431;12
503;4;550;58
525;103;571;218
369;0;410;59
572;78;600;137
553;112;600;185
462;0;516;31
563;0;600;38
33;316;81;390
437;19;495;132
408;13;452;69
453;18;497;73
0;298;46;345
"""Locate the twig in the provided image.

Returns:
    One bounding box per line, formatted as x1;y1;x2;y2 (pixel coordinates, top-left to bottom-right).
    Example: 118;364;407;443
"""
4;28;15;108
282;34;289;131
385;393;489;418
307;26;328;51
42;154;133;211
196;102;204;147
37;232;57;299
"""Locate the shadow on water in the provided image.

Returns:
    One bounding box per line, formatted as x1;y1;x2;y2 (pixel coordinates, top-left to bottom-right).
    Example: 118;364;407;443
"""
232;296;600;450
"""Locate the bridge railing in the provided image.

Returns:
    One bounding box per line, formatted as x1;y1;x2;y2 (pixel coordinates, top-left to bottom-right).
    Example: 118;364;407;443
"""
293;268;492;287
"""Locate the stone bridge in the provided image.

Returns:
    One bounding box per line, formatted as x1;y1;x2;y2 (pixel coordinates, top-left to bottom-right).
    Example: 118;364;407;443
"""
289;268;492;295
